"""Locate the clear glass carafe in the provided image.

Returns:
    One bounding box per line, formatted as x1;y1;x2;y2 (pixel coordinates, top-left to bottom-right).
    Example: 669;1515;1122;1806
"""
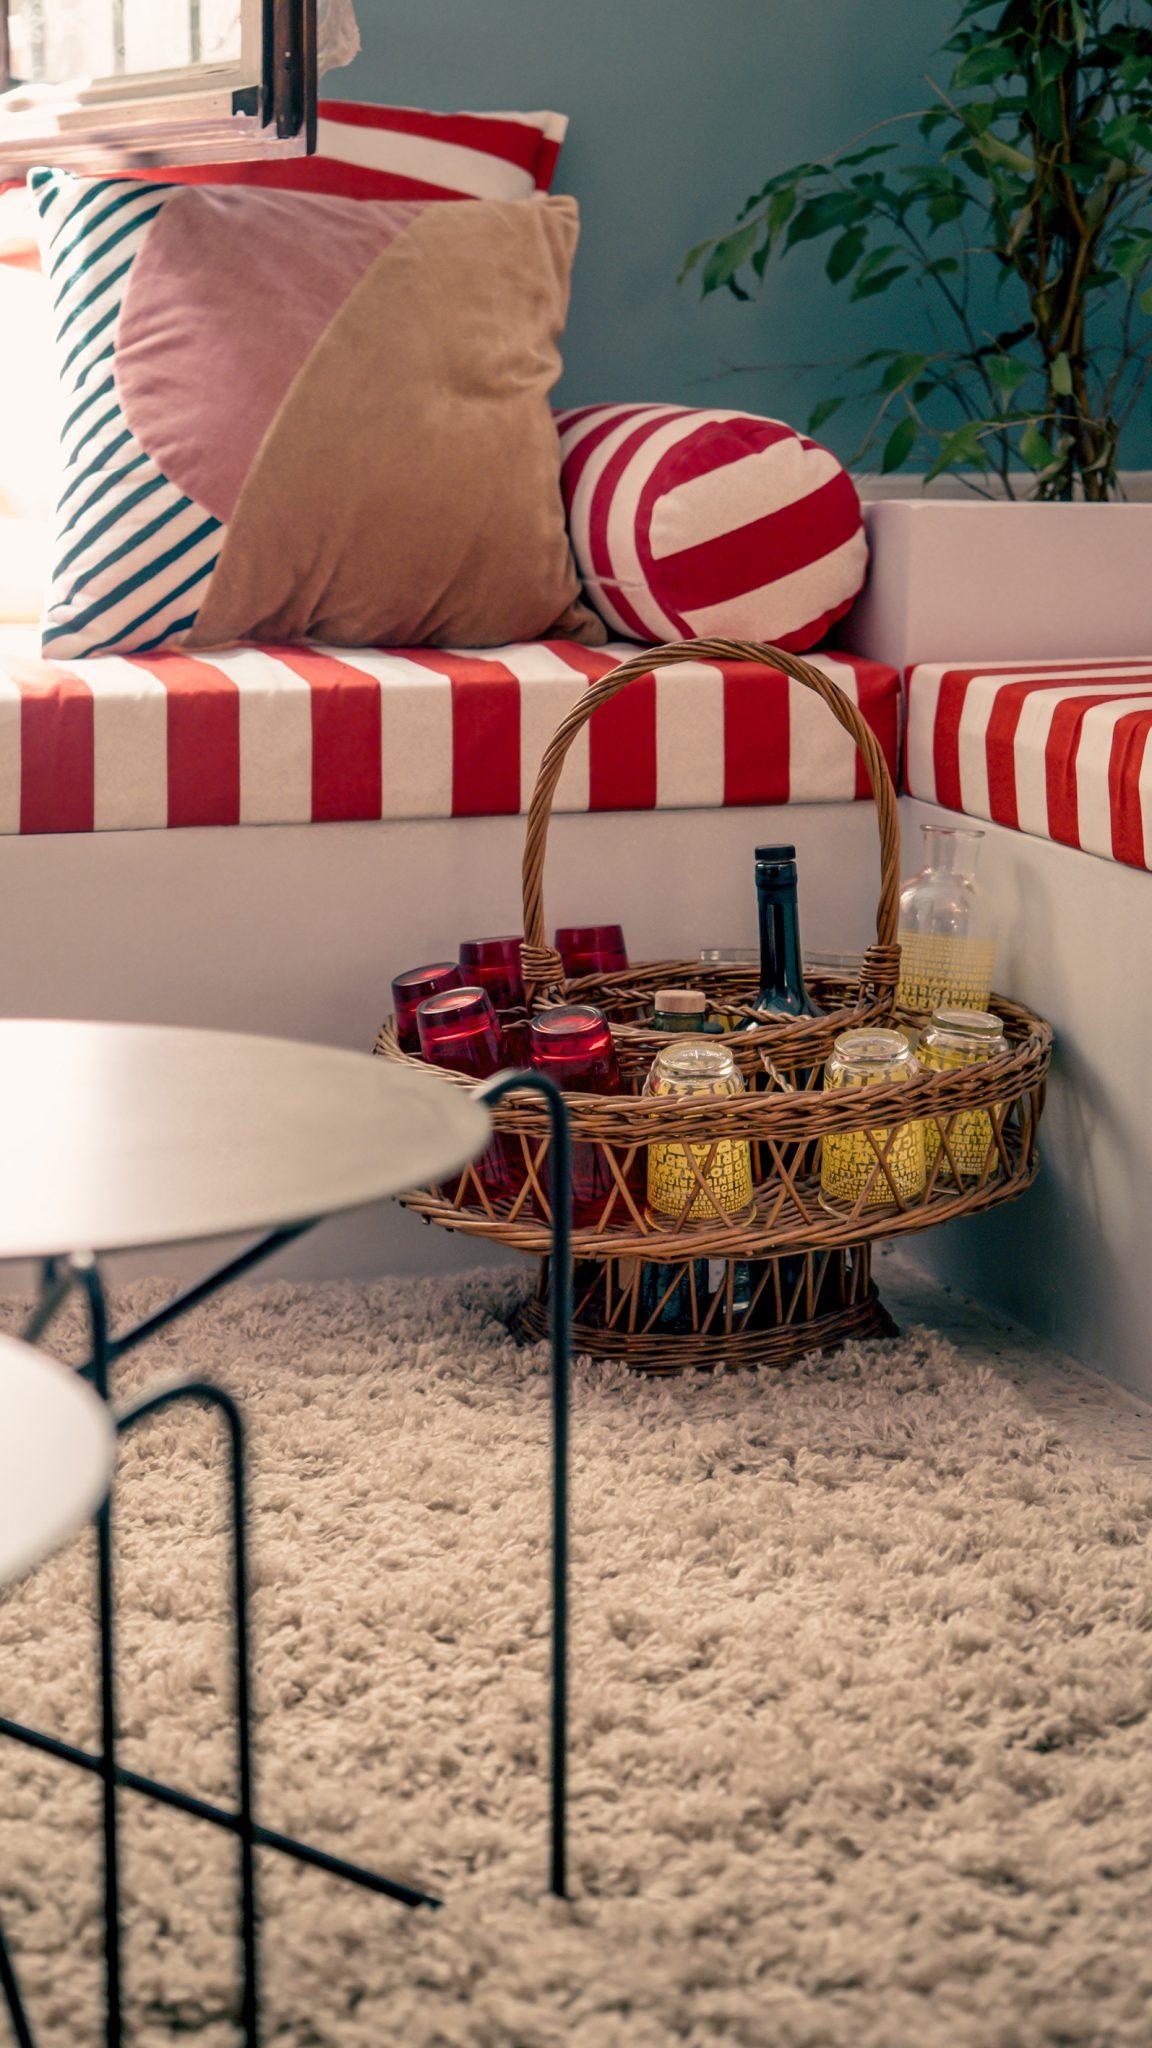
896;825;997;1018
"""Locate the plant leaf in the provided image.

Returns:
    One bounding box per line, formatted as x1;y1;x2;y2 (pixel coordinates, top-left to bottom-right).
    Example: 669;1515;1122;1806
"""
881;417;918;473
850;265;909;300
1019;422;1053;471
952;43;1017;87
1035;44;1069;86
826;229;866;283
880;352;931;393
835;144;899;167
925;422;991;482
767;186;798;237
927;189;969;227
1050;351;1074;396
784;192;866;248
987;354;1032;400
1113;234;1152;283
678;240;712;285
973;131;1035;175
808;396;846;433
700;221;761;296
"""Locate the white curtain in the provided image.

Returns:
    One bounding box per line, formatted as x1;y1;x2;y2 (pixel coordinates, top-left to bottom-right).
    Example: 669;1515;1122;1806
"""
317;0;362;75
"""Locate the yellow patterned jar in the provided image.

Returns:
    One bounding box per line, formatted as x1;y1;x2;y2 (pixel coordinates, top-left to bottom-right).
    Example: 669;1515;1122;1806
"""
917;1008;1008;1183
820;1029;926;1212
644;1040;754;1223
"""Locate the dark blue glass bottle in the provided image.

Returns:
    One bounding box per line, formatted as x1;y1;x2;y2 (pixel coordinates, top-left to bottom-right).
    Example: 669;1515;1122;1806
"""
746;843;821;1021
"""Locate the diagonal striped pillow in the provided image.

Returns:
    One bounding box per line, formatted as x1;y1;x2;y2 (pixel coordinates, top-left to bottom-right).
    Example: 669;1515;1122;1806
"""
556;402;868;650
32;170;224;658
32;176;226;659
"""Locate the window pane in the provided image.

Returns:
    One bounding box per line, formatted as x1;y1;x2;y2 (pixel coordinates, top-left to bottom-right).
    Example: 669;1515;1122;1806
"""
7;0;241;84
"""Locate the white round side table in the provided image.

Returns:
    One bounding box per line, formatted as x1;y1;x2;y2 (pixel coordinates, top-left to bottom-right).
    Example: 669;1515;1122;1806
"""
0;1022;572;2048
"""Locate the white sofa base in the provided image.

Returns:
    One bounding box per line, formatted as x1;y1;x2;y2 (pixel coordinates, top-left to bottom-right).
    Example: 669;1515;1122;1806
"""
901;798;1150;1398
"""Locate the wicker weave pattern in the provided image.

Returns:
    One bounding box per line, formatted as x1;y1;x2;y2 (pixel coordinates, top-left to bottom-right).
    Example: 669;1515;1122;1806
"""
514;1245;897;1376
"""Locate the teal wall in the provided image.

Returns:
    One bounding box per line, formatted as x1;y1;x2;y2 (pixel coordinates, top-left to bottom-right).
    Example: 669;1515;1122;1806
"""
327;1;1149;469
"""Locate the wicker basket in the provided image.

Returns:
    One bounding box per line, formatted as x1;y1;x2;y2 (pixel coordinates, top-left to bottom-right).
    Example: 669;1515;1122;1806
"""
374;639;1053;1371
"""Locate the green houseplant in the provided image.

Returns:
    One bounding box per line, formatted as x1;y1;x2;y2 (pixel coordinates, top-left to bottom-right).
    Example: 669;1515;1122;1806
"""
684;0;1152;500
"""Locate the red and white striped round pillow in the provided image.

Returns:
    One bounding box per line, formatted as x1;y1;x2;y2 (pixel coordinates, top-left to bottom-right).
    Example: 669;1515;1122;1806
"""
555;403;868;650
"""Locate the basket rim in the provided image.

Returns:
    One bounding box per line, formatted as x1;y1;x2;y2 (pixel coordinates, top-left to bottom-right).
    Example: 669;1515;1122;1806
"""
373;990;1052;1132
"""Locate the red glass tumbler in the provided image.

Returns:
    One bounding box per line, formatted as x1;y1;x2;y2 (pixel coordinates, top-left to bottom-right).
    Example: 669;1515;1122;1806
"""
529;1004;630;1226
416;987;514;1199
555;924;629;978
458;936;525;1012
391;961;463;1054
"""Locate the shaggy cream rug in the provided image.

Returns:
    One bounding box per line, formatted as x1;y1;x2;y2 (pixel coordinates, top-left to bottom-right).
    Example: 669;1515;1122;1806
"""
2;1272;1152;2048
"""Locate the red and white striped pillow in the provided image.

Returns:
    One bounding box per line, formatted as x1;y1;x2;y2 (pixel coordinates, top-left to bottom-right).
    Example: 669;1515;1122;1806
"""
556;403;868;650
130;101;568;202
0;103;567;263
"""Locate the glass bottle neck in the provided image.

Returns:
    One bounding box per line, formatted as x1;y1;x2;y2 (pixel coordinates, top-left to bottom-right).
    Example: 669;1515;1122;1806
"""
921;826;982;883
755;874;816;1014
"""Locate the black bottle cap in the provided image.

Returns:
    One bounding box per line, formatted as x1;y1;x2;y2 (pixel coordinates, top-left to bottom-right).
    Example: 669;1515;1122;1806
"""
755;843;796;864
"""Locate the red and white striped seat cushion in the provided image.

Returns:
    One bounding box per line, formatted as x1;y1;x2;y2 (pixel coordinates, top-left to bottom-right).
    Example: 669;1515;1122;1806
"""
555;404;868;650
0;638;898;835
905;658;1152;871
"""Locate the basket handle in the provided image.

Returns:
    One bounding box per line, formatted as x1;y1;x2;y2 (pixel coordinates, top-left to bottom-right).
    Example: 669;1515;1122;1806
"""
520;637;902;998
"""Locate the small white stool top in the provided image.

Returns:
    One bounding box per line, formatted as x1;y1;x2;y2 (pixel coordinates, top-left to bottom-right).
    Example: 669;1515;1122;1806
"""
0;1334;115;1587
0;1020;491;1260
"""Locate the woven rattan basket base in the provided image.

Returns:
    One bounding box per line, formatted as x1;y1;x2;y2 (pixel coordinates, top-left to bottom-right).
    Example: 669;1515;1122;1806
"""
512;1246;898;1376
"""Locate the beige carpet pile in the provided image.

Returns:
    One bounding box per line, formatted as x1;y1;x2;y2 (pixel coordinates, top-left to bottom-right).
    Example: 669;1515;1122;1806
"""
2;1272;1152;2046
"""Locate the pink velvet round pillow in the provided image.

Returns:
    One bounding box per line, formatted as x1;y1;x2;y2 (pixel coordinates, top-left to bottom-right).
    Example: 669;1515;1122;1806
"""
555;403;868;649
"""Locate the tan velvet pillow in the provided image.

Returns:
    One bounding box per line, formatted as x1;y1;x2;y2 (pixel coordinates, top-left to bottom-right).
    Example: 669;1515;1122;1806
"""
34;168;602;659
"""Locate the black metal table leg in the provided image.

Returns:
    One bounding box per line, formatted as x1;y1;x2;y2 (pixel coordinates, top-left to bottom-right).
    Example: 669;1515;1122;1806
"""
115;1383;258;2048
67;1258;121;2048
0;1916;34;2048
478;1072;572;1900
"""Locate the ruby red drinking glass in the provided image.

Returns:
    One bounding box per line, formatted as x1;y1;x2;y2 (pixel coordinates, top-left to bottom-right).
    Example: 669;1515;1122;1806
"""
555;924;629;978
391;961;463;1054
417;987;515;1199
417;985;504;1078
458;936;525;1012
529;1004;632;1225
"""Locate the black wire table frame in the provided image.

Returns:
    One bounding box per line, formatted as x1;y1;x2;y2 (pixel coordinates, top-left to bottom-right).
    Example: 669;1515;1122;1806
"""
0;1070;572;2048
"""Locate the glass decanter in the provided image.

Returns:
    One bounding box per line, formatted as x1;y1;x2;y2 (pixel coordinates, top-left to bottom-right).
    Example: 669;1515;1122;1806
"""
896;825;997;1019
